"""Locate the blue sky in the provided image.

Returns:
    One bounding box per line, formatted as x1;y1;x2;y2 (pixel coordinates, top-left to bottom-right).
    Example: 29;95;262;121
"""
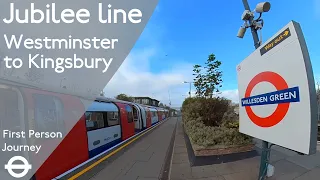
106;0;320;107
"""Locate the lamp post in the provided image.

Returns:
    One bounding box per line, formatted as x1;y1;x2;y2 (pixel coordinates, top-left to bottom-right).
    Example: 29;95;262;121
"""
237;1;271;179
183;81;192;98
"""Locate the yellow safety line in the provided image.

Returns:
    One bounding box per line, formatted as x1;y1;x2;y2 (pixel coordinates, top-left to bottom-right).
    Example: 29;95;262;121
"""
68;120;165;180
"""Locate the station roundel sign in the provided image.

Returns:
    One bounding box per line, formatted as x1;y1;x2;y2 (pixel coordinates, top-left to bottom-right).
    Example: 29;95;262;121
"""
244;71;290;128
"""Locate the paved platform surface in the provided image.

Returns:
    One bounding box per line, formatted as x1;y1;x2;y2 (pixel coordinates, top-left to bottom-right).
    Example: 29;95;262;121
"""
89;117;177;180
170;118;320;180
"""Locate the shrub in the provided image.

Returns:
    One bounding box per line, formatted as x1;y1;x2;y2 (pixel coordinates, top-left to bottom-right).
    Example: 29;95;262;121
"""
182;97;230;127
183;115;252;147
221;104;240;128
182;97;252;147
222;120;239;129
182;97;197;110
222;103;239;122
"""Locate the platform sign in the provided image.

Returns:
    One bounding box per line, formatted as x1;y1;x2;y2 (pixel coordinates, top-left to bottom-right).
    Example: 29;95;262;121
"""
236;21;318;155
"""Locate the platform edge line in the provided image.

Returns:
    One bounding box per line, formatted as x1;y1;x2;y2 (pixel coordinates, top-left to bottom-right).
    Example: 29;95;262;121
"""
54;119;168;180
168;118;178;180
61;119;169;180
159;117;178;180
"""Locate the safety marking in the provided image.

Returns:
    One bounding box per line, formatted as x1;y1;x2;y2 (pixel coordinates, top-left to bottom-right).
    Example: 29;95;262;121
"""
241;71;300;128
61;119;167;180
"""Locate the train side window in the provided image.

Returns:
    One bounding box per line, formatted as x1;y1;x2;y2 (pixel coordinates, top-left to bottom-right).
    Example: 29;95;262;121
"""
125;105;133;123
133;107;138;121
85;112;106;131
32;94;64;133
107;111;119;126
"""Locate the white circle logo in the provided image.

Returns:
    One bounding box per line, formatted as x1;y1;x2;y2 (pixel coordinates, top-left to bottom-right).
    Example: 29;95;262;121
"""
4;156;32;178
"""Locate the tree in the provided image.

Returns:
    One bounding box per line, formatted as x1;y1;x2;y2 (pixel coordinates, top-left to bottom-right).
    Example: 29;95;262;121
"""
115;94;134;102
159;103;164;107
193;53;223;98
193;64;206;97
204;54;223;98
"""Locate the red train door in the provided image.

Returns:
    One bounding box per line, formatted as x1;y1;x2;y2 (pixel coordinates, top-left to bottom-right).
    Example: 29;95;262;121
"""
145;108;151;128
115;103;135;140
157;110;162;121
21;88;89;180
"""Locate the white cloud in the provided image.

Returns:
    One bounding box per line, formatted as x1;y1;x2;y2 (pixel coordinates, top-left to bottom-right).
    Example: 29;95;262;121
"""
103;25;239;107
182;90;239;103
103;37;314;107
104;49;239;107
218;89;239;103
103;48;193;107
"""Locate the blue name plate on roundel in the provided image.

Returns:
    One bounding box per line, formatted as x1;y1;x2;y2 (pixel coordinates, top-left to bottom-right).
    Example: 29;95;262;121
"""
241;86;300;107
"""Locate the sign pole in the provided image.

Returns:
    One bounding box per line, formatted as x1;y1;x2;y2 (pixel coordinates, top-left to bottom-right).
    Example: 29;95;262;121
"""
241;0;269;179
241;0;261;49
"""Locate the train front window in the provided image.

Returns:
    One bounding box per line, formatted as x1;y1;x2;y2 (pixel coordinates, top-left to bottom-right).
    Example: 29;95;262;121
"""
0;88;20;132
85;112;106;131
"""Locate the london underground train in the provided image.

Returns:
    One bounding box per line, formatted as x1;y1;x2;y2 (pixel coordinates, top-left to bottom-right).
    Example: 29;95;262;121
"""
84;97;169;159
0;80;169;180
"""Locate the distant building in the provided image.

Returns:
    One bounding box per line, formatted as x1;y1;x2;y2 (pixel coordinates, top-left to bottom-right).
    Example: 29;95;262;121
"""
133;97;160;107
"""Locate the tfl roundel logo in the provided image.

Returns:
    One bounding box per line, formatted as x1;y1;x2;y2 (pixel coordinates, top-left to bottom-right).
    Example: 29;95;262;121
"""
241;71;300;128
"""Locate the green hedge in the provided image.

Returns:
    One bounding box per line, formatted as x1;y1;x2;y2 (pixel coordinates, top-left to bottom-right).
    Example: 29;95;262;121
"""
182;97;229;126
182;97;253;148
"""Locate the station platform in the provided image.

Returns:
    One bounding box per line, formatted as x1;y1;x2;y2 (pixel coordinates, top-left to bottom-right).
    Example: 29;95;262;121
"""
57;117;177;180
